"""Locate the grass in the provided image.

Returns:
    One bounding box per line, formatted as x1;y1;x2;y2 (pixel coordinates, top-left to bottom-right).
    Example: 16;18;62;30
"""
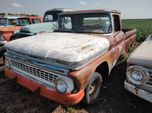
122;19;152;42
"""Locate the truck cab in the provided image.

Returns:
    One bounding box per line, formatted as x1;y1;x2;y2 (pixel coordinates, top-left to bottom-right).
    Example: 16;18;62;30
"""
18;16;42;26
43;8;68;22
4;9;136;105
0;16;19;27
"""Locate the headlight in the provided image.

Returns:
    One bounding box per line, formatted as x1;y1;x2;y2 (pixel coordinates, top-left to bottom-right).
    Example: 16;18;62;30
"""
127;65;148;85
131;70;143;81
56;79;67;93
55;77;74;94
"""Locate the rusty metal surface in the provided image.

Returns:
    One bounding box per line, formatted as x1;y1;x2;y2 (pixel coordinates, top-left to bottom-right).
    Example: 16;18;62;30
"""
69;30;136;90
0;26;21;41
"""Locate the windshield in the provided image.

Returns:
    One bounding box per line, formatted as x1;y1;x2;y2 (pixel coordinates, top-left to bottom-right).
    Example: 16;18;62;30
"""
0;18;19;26
32;19;41;24
43;11;62;22
18;18;31;26
57;13;112;34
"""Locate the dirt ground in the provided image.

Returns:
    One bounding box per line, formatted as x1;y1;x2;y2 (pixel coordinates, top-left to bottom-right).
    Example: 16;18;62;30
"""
0;62;152;113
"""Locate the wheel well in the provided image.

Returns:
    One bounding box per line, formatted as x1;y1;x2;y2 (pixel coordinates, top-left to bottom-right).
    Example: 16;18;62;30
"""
95;61;109;77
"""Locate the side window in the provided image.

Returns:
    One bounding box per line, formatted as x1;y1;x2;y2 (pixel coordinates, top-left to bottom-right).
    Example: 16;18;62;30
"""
113;15;121;31
44;15;53;22
61;17;72;30
32;19;41;24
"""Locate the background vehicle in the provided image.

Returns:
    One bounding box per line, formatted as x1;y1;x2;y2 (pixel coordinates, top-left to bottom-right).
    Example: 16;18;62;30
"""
0;16;42;42
125;34;152;103
13;8;73;39
0;16;42;65
0;16;19;27
5;9;136;105
17;16;42;26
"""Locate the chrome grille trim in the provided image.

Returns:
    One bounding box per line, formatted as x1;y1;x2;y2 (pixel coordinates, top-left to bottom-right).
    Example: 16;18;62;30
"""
8;58;61;87
5;51;70;75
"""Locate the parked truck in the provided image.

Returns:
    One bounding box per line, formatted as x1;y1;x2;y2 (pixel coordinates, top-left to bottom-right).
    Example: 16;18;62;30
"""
0;16;42;64
4;9;136;105
125;34;152;103
0;16;42;42
12;8;73;40
0;16;21;27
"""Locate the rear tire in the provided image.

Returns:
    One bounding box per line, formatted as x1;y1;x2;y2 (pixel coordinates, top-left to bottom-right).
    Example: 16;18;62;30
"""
83;72;102;105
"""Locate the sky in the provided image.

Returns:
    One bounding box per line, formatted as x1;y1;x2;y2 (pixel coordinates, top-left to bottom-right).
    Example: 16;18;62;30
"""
0;0;151;19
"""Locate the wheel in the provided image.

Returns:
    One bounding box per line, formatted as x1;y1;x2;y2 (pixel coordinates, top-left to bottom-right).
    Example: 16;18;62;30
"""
83;72;102;105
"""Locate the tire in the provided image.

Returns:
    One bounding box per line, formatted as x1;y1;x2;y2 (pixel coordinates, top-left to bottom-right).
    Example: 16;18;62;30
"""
83;72;102;105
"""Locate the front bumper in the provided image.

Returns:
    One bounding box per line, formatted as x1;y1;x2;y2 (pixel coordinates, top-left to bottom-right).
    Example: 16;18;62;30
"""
124;81;152;103
4;68;85;105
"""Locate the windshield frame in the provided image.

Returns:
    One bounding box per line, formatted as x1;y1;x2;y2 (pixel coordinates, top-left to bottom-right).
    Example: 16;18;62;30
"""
56;13;113;34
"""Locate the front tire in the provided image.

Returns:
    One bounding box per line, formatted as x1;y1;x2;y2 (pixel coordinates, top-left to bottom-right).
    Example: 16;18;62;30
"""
83;72;102;105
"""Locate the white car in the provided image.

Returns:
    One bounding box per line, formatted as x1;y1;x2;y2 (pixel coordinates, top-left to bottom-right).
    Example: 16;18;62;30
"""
125;34;152;103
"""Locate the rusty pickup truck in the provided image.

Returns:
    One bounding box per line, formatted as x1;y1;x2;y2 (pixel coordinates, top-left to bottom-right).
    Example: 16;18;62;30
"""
4;9;136;105
125;34;152;103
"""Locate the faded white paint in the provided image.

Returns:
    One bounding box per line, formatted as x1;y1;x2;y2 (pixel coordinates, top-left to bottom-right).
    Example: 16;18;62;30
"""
128;35;152;68
5;32;110;62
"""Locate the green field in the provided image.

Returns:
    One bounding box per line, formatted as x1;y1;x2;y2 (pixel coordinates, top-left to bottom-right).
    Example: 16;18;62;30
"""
122;19;152;42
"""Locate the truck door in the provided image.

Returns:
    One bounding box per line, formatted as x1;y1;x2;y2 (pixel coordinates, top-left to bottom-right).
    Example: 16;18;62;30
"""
112;15;125;66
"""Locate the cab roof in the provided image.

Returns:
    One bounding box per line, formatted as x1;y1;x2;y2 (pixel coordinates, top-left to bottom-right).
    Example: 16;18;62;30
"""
19;16;42;19
45;8;74;13
60;9;121;15
0;16;20;19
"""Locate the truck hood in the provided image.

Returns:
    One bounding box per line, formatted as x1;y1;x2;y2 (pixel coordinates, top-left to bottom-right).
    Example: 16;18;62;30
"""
5;32;110;63
128;36;152;67
19;22;56;34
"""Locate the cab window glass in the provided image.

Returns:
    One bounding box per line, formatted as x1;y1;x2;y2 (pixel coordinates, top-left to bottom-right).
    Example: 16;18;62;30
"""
113;15;121;31
59;17;72;30
32;19;41;24
18;18;31;26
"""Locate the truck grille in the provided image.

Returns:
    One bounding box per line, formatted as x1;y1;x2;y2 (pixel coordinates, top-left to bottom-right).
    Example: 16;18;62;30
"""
8;58;59;87
146;71;152;87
